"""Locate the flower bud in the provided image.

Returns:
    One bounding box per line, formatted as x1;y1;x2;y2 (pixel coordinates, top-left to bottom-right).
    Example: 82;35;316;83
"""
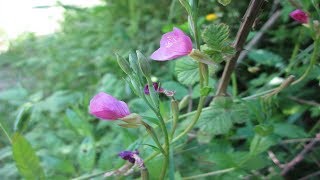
116;53;132;75
179;95;191;110
136;50;151;77
129;52;139;73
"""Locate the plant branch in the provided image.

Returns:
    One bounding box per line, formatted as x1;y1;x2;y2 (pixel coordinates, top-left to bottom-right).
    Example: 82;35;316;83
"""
281;133;320;176
237;10;281;65
216;0;265;96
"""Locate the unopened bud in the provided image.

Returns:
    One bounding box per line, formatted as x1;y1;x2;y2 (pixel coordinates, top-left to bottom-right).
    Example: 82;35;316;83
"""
129;52;139;73
116;53;132;75
136;50;151;77
178;95;191;110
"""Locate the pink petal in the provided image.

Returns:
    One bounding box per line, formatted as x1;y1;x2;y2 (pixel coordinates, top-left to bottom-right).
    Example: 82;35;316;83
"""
290;9;308;24
151;27;193;61
89;92;130;120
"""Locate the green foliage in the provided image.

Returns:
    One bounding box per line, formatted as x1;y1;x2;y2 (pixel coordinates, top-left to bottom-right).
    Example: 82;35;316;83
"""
248;49;285;68
0;0;319;179
201;23;234;63
175;57;199;86
196;97;249;136
250;135;277;155
77;137;96;172
12;133;45;180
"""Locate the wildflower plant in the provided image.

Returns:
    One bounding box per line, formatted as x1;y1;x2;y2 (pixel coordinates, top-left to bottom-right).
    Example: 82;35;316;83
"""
2;0;320;180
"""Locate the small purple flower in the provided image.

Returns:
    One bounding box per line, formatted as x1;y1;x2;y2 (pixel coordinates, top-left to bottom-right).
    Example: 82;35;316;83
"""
150;27;193;61
290;9;308;24
89;92;130;120
118;150;139;164
144;82;164;95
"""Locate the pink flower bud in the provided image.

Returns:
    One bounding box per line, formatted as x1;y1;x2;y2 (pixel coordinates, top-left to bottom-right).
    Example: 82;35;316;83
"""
290;9;308;24
89;92;130;120
150;27;193;61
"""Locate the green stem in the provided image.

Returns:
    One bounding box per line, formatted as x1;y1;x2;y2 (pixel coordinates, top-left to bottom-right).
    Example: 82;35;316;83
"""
292;37;320;85
0;122;12;144
160;155;169;180
156;112;170;179
182;168;235;179
231;72;238;96
286;27;303;74
143;122;167;156
172;97;205;143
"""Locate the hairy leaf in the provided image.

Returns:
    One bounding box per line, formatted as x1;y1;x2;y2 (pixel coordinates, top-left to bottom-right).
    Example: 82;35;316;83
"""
201;23;234;62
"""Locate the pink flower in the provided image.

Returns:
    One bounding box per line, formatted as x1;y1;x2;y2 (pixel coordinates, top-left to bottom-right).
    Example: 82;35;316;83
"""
150;27;193;61
89;92;130;120
290;9;308;24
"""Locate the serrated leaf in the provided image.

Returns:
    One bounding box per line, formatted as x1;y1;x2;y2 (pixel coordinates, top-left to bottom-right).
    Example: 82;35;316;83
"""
248;49;284;68
250;135;277;155
197;98;249;136
197;108;233;135
77;137;96;171
12;133;45;180
175;57;199;86
202;23;230;50
201;23;233;63
218;0;231;6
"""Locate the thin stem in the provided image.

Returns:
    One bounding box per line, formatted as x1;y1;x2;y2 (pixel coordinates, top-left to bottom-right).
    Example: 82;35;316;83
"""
292;37;320;85
231;73;237;96
0;122;12;144
182;168;235;179
156;113;170;179
71;171;105;180
160;156;169;180
172;97;205;143
143;122;166;156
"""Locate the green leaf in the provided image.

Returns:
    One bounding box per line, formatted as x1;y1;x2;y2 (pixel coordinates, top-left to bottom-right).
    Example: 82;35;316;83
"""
197;98;249;136
201;23;234;63
248;49;285;68
175;57;199;86
218;0;232;6
254;124;274;137
14;103;32;133
250;135;277;155
202;23;230;50
65;108;92;136
77;136;96;171
42;156;75;175
274;123;308;138
12;133;45;180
